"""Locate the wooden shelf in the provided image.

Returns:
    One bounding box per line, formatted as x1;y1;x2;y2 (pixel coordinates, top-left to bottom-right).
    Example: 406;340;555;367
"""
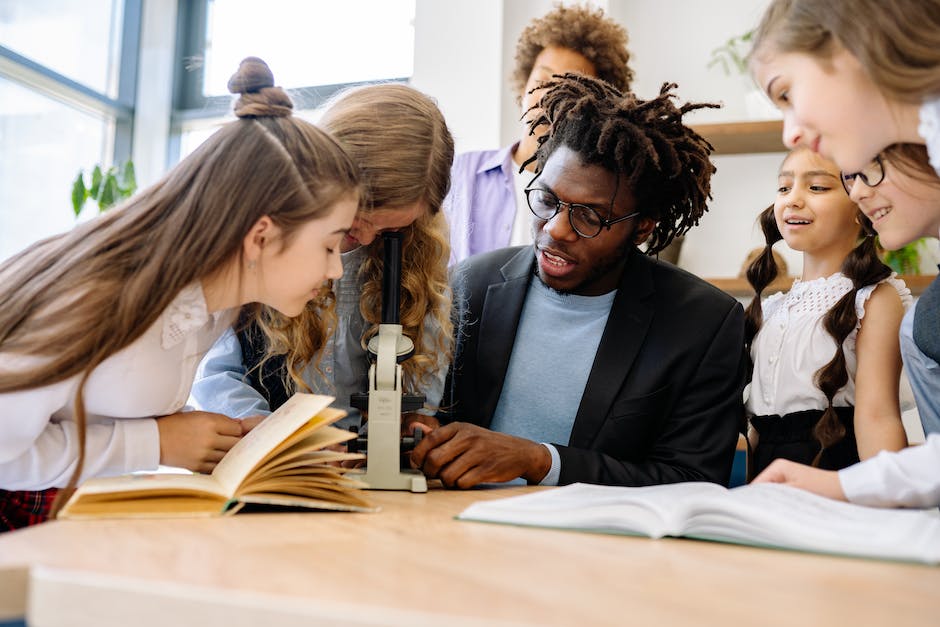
707;274;936;298
691;120;785;155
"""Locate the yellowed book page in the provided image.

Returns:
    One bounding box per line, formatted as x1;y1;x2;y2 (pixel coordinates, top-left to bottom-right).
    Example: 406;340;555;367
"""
236;488;375;512
60;492;227;518
252;424;359;476
65;472;226;499
211;393;336;495
252;451;365;480
257;408;351;466
238;471;367;496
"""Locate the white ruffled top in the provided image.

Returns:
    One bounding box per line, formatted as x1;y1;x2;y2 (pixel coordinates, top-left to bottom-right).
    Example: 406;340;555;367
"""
0;283;237;490
919;97;940;177
746;272;912;417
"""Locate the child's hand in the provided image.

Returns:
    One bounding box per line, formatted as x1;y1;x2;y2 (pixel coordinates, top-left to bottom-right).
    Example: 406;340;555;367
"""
156;411;244;473
752;459;847;501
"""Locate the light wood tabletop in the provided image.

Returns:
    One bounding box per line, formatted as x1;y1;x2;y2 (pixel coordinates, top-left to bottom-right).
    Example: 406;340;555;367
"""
0;485;938;626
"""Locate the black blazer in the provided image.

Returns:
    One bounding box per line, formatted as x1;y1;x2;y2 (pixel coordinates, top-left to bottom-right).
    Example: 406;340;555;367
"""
440;246;747;486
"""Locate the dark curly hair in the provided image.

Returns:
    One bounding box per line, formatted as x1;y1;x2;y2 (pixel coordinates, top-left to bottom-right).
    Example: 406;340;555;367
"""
744;190;891;465
522;73;717;254
511;3;633;104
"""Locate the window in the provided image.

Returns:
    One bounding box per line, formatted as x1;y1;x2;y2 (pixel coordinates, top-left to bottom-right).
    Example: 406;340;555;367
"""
0;0;140;262
174;0;416;159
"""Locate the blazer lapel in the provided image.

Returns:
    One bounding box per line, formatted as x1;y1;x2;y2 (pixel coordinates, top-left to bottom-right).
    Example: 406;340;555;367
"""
569;251;655;448
476;248;533;425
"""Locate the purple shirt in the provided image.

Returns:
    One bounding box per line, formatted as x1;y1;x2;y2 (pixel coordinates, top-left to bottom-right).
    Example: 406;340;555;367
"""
444;143;519;264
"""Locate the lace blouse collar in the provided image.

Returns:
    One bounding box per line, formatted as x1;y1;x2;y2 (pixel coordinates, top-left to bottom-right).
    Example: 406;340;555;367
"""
161;283;211;349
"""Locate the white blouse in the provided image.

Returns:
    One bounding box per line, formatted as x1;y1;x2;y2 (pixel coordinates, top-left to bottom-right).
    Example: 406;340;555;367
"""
919;97;940;177
0;284;237;490
746;273;912;417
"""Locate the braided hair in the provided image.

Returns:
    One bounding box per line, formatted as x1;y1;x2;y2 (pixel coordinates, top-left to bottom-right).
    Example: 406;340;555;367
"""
523;73;717;254
743;159;891;464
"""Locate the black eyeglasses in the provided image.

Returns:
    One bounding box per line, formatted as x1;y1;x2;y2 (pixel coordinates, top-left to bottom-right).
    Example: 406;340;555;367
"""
841;155;885;195
524;187;639;239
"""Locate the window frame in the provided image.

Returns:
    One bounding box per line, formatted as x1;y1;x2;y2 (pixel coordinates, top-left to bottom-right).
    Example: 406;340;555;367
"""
0;0;142;164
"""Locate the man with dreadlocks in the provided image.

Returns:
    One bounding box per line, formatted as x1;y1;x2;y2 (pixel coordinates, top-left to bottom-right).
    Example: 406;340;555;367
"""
410;74;747;488
444;3;633;264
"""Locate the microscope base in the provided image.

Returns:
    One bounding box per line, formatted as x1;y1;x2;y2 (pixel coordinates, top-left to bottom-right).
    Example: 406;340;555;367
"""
351;468;427;493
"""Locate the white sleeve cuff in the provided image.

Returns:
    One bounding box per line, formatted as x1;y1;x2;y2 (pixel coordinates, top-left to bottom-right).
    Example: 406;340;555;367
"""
537;443;561;486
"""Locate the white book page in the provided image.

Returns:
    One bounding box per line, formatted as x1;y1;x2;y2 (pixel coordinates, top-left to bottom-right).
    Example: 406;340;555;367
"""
685;483;940;564
211;394;335;495
458;482;727;537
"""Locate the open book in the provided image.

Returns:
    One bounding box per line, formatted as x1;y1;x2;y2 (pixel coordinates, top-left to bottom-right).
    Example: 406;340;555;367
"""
60;394;374;519
458;482;940;565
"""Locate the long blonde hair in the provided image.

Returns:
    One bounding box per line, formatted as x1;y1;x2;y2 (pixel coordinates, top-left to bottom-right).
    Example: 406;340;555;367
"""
751;0;940;103
0;57;360;505
258;83;455;398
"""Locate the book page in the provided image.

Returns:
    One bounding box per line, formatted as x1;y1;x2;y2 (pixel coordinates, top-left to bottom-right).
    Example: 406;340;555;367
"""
685;483;940;564
457;482;727;537
67;472;225;498
211;394;336;495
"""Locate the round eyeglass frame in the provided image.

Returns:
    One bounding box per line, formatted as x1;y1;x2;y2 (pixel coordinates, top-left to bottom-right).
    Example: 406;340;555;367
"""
841;155;885;195
524;187;639;239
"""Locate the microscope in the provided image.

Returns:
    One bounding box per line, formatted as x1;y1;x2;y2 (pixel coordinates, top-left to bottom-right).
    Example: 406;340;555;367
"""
347;232;428;492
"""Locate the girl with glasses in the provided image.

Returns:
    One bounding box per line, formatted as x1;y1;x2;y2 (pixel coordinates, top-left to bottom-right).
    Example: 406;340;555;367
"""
0;57;361;530
754;146;940;507
746;0;940;507
744;147;911;478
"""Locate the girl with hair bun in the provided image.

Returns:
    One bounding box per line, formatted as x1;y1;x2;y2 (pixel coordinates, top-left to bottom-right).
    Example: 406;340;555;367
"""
745;147;911;478
0;56;361;530
192;83;455;443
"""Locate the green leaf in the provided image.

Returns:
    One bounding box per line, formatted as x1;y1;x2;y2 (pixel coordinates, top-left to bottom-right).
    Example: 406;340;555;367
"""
71;172;87;217
97;174;118;210
120;160;137;194
90;165;103;198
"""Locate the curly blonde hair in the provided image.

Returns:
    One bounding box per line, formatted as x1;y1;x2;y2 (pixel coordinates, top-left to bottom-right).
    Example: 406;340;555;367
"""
255;84;454;399
511;2;633;103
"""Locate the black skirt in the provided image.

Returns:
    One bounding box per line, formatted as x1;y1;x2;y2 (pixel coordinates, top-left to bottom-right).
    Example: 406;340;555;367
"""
750;407;858;477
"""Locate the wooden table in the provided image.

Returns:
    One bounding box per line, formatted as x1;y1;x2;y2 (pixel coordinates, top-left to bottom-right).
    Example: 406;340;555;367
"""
1;486;938;626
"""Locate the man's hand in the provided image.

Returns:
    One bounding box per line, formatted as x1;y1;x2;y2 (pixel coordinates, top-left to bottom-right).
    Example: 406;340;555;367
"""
752;458;847;501
156;411;246;474
409;422;551;488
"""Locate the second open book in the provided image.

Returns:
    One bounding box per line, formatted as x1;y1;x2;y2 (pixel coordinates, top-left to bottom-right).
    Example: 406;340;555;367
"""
60;393;374;519
458;482;940;565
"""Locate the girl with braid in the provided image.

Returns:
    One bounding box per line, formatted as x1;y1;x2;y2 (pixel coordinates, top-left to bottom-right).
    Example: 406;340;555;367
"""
192;84;454;437
745;147;910;477
0;57;360;530
746;0;940;509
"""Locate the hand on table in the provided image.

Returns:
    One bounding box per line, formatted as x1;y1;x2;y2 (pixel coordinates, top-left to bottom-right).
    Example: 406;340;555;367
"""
752;458;847;501
409;422;551;488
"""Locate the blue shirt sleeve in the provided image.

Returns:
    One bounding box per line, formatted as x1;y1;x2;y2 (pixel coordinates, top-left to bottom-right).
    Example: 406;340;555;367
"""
189;327;272;419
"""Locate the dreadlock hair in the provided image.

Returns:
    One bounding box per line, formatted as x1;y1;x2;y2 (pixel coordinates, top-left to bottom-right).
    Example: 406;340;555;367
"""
522;73;717;254
744;152;893;465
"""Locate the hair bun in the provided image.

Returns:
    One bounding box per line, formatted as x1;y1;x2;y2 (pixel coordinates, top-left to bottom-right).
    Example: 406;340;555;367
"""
227;57;274;93
228;56;293;118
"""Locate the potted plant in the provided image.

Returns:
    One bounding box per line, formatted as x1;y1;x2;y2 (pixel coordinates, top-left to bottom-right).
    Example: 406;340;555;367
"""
880;238;927;275
707;29;780;119
71;160;137;217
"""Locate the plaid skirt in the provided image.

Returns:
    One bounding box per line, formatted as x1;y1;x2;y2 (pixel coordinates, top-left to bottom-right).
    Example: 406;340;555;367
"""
0;489;58;532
